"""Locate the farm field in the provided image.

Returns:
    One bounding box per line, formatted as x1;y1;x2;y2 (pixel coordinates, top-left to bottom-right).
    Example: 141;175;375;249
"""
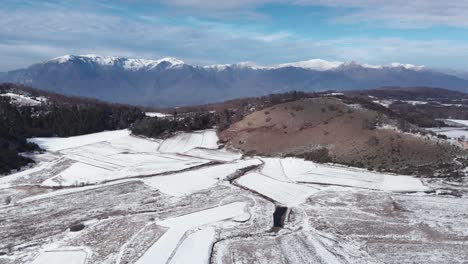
1;130;467;264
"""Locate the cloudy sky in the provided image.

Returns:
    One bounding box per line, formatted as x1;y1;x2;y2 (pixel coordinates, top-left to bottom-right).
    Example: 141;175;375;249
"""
1;0;468;71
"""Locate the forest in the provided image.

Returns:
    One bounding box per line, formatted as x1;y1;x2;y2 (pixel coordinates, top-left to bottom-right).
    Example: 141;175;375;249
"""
0;84;144;174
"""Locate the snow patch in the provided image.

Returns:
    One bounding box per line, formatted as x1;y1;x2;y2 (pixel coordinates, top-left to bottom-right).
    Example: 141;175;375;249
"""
260;158;293;182
31;249;87;264
29;130;130;152
142;159;261;196
446;119;468;127
41;162;114;187
280;158;428;192
145;112;172;118
158;130;219;153
169;227;215;264
402;100;428;105
135;202;247;264
0;92;46;106
184;148;242;162
237;172;319;206
428;127;468;140
373;100;394;108
276;59;343;71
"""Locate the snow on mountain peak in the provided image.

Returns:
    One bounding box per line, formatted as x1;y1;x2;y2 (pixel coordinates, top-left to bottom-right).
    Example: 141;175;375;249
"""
122;57;184;70
48;54;185;70
275;59;343;71
275;59;426;71
51;54;76;63
156;57;185;66
203;61;265;71
388;63;426;70
47;55;426;72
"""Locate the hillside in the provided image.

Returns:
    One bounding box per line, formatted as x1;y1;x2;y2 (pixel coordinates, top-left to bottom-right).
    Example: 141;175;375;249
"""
0;83;144;174
2;55;468;106
220;96;467;176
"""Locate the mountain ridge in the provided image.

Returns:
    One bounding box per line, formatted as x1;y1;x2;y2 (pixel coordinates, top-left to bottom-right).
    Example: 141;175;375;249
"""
40;54;428;71
1;54;467;107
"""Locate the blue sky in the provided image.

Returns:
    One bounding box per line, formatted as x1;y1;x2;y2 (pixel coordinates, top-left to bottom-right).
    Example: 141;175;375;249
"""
1;0;468;71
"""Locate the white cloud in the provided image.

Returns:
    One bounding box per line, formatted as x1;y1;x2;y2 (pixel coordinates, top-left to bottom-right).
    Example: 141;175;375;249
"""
158;0;468;28
323;0;468;28
0;1;468;71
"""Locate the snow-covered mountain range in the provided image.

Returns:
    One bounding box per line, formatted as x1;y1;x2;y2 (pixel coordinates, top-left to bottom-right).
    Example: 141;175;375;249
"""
50;54;185;71
1;54;467;106
48;54;426;72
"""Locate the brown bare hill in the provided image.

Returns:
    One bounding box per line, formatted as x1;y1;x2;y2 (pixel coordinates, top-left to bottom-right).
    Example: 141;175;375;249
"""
220;96;467;176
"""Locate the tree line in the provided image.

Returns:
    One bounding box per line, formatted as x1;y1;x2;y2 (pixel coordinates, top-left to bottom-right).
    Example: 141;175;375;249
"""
0;90;144;174
131;110;232;138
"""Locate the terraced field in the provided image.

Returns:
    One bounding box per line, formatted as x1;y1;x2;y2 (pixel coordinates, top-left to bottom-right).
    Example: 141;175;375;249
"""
0;130;467;264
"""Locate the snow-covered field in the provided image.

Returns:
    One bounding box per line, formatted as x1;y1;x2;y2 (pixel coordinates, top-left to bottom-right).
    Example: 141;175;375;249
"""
428;119;468;140
1;129;467;264
429;127;468;140
29;130;214;187
158;130;219;153
445;119;468;127
30;249;87;264
135;202;248;264
143;159;261;196
169;227;215;264
237;172;320;206
184;148;242;161
30;130;132;152
278;158;428;192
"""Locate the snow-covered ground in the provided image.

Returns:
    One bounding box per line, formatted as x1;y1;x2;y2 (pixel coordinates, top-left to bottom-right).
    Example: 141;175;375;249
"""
29;130;213;187
2;129;467;264
402;100;428;105
372;99;394;108
184;148;242;162
30;249;87;264
237;172;320;206
258;157;428;192
135;202;247;264
0;92;47;106
158;130;219;153
279;158;428;192
30;130;131;152
142;159;261;196
145;112;172;118
428;127;468;140
445;119;468;127
429;119;468;140
169;227;215;264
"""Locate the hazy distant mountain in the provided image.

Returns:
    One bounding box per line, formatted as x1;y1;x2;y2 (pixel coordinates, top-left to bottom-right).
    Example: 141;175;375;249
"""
1;54;468;107
443;69;468;80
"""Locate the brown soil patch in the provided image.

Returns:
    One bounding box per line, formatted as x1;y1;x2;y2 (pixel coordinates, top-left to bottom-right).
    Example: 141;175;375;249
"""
221;97;466;175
